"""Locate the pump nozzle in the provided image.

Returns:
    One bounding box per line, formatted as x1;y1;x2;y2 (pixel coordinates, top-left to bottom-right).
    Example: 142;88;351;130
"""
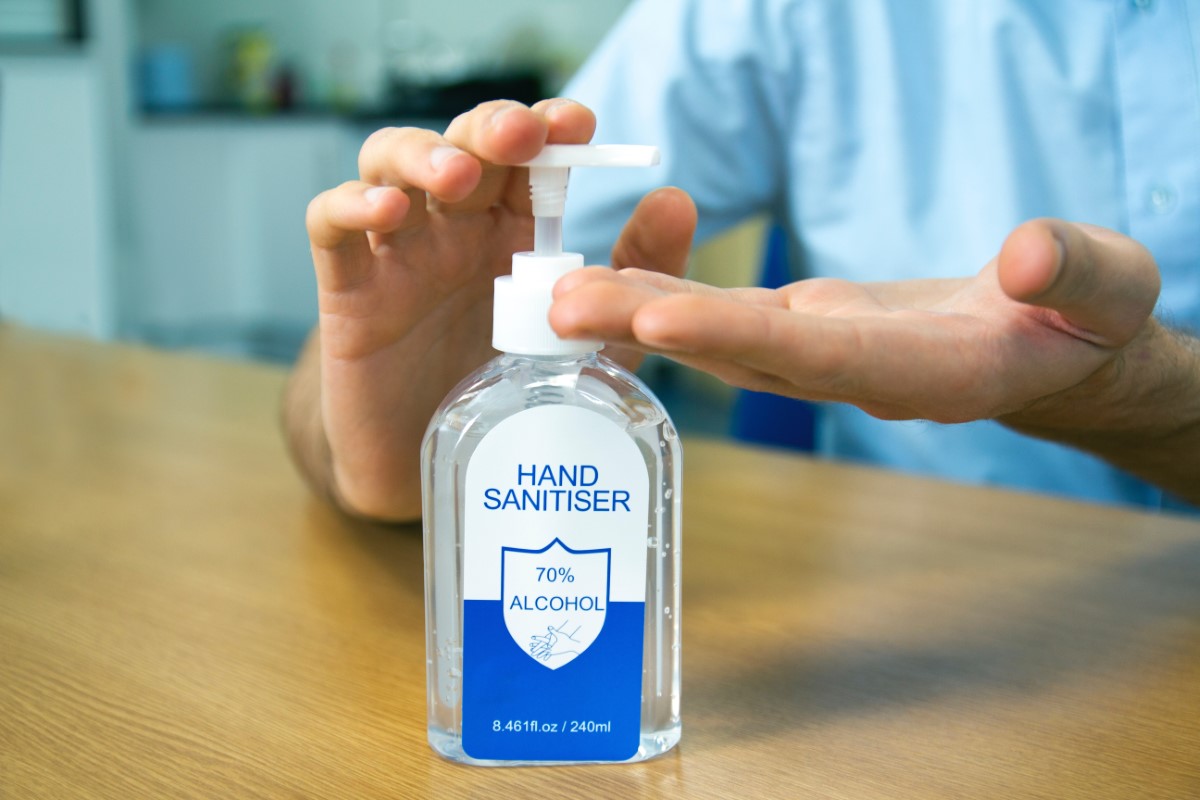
494;144;661;356
522;145;661;256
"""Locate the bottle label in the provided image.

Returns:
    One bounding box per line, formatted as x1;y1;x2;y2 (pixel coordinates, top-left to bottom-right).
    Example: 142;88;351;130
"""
462;404;648;761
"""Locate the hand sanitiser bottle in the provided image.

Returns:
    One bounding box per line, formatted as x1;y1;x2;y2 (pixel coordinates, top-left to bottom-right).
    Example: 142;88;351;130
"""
421;145;682;765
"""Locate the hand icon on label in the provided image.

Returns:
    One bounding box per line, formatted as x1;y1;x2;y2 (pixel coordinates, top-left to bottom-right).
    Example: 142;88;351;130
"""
529;621;582;662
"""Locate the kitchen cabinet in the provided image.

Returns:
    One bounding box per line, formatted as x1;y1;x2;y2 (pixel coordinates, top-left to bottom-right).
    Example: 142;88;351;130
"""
0;55;116;337
127;117;364;360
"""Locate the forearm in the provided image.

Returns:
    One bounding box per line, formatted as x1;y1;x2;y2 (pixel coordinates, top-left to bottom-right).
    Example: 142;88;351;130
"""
281;329;424;522
1003;319;1200;505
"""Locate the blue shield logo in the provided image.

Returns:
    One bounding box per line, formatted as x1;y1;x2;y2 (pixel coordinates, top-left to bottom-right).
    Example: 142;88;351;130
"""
501;538;610;670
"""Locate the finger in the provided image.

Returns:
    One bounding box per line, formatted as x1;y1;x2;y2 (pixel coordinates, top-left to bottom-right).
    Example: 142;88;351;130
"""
357;126;482;204
443;100;549;164
631;293;1004;420
611;187;697;276
532;97;597;145
549;271;671;341
440;97;595;163
552;274;871;399
556;276;965;417
549;266;801;393
595;267;780;304
556;262;782;311
550;268;783;344
433;100;547;214
490;97;596;214
440;98;596;215
631;294;861;388
307;181;410;290
997;219;1161;346
554;275;926;416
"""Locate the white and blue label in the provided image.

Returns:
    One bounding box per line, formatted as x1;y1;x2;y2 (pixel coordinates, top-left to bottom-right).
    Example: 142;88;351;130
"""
462;405;648;761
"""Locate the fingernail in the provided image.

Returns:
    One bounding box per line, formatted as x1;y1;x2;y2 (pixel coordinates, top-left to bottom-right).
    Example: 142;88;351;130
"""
544;98;576;116
365;186;391;205
429;145;461;172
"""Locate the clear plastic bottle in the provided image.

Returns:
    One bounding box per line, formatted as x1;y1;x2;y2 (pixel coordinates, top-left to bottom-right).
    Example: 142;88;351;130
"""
421;350;681;765
420;144;680;765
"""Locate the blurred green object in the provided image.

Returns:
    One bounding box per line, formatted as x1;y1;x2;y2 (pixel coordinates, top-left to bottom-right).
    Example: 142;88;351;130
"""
225;27;274;113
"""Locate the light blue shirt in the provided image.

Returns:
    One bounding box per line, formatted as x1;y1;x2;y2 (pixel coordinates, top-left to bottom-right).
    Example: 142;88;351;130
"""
562;0;1200;510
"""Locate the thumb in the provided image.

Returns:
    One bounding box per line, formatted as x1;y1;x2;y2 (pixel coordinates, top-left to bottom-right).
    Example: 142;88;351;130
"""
610;187;698;278
997;219;1161;346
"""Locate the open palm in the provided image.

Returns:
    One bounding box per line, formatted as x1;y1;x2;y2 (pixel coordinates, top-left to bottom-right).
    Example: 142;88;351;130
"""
550;219;1161;434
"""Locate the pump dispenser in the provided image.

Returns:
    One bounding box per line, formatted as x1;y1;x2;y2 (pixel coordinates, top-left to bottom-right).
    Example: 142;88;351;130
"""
421;145;682;765
492;145;659;356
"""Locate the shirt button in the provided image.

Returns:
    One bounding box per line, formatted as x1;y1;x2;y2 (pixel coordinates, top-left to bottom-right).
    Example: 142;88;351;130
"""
1133;0;1152;9
1148;184;1176;214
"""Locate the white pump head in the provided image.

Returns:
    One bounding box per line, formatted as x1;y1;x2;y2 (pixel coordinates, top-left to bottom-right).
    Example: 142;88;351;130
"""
492;144;661;356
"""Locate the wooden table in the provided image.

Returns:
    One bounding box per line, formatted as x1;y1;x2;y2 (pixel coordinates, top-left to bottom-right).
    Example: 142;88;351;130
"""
2;325;1198;799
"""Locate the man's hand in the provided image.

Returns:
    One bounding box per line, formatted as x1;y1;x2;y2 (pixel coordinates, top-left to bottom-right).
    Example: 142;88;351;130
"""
288;99;696;521
550;219;1200;503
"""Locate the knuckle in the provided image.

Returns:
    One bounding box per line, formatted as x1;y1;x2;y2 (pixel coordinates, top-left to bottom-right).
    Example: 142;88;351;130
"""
305;191;330;234
306;182;359;239
450;99;524;130
530;97;559;113
360;126;399;153
479;98;525;114
359;126;439;174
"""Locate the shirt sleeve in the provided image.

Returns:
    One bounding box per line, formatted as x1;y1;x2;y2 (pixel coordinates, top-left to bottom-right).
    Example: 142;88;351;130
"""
561;0;801;265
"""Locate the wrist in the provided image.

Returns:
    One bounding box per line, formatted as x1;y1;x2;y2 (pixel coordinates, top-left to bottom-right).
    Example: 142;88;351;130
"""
1001;319;1200;500
1005;319;1197;436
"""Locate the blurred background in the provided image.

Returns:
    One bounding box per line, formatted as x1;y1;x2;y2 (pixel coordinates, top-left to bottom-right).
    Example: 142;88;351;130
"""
0;0;772;437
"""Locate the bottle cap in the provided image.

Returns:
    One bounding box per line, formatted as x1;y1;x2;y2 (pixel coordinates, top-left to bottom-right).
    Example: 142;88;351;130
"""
493;252;602;355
